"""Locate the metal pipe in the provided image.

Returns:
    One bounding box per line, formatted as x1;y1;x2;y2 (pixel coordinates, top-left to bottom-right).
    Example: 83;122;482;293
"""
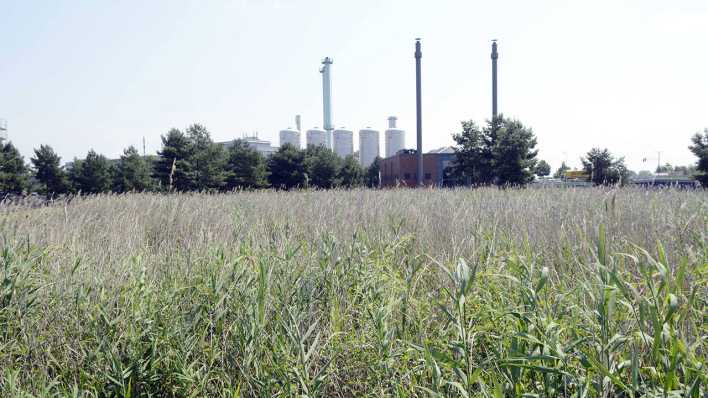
415;39;423;187
491;40;498;120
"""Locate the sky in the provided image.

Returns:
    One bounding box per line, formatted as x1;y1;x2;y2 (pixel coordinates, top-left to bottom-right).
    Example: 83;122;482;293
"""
1;0;707;172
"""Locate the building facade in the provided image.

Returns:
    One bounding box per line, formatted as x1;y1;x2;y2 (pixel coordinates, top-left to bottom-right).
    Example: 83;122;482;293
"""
380;148;456;187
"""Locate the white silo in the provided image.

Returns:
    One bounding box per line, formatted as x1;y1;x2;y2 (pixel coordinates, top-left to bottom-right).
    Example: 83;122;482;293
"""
384;116;405;158
306;127;328;148
359;127;380;167
279;128;300;149
332;128;353;158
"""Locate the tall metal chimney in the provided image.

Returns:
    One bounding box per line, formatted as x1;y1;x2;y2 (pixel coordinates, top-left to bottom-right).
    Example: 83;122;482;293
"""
415;39;423;187
491;40;498;120
320;57;334;148
295;114;301;132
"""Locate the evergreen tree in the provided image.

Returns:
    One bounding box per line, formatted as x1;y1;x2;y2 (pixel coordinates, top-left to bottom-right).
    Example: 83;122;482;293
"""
113;146;154;192
224;139;268;190
365;157;381;188
267;144;306;189
186;124;226;191
155;128;193;191
31;144;68;196
68;150;112;193
338;155;364;188
304;146;341;189
688;128;708;186
0;141;29;194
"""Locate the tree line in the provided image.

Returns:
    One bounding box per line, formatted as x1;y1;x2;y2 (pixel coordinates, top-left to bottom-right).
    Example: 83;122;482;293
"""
1;121;706;196
448;116;707;187
1;124;378;197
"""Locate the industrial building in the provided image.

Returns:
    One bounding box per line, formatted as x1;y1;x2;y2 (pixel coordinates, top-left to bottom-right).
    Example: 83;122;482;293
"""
380;147;456;187
219;136;277;157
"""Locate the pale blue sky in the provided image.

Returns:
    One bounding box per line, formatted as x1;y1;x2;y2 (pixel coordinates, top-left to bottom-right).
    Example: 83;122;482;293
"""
2;0;706;172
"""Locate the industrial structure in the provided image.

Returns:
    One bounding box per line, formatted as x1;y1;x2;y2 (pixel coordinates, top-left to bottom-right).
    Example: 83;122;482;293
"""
359;127;380;166
306;127;328;148
320;57;334;149
219;135;277;157
384;116;405;158
279;115;301;148
415;39;423;186
279;128;300;149
492;40;498;120
380;147;455;187
333;127;353;157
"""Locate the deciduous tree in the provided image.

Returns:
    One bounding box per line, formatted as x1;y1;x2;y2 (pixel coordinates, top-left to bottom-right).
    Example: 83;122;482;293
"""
688;128;708;186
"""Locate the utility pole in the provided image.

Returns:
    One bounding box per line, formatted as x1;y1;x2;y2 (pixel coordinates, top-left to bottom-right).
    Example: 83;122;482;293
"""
415;39;423;187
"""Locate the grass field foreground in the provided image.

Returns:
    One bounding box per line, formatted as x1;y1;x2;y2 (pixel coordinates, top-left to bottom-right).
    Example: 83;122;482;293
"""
0;188;706;397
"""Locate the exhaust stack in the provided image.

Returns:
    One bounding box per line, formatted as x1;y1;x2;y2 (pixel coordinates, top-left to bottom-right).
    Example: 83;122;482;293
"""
491;40;498;120
415;39;423;186
320;57;334;148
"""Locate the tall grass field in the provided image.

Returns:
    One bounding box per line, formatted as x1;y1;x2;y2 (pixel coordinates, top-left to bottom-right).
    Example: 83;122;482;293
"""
0;188;706;397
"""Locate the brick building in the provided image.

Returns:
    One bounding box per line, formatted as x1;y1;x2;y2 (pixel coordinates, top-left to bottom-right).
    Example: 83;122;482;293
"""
380;147;456;187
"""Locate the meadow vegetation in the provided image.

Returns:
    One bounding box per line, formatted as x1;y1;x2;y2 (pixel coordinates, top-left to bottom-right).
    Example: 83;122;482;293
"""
0;187;706;397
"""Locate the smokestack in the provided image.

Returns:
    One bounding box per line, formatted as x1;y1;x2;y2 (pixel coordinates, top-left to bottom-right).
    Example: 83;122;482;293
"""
320;57;333;148
387;116;397;129
415;39;423;187
491;40;498;120
295;115;301;132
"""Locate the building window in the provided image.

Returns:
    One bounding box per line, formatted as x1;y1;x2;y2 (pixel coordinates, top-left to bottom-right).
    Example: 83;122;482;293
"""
425;173;432;180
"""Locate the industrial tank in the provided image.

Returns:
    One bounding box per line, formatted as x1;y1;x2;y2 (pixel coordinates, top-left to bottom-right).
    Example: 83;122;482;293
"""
332;128;353;158
384;116;405;158
306;127;328;148
279;128;300;149
358;127;380;167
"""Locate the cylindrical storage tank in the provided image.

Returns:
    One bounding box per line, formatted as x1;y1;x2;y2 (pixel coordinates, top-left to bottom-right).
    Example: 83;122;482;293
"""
279;128;300;149
306;127;328;148
332;128;353;158
358;127;380;167
385;116;405;158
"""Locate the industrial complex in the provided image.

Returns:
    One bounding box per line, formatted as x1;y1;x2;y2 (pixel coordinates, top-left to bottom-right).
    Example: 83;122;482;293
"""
228;38;495;187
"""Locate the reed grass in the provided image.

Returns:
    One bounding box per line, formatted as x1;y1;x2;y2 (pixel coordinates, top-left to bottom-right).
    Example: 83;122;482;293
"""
0;187;706;397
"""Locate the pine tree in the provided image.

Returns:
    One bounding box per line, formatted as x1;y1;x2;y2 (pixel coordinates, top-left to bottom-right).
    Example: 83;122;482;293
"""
113;146;154;192
224;139;268;190
267;144;306;189
31;145;68;196
0;142;29;194
155;129;193;191
187;124;226;191
68;150;112;194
